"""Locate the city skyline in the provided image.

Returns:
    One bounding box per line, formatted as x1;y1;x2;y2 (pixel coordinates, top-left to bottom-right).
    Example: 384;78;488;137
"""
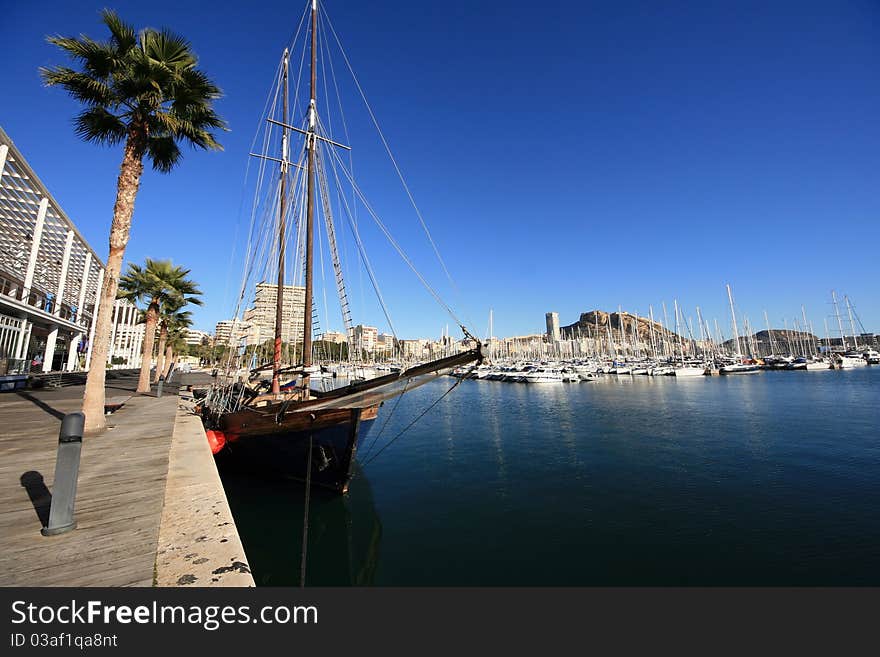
1;0;877;340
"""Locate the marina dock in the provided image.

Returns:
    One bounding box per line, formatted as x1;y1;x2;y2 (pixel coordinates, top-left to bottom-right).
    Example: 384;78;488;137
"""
0;371;252;587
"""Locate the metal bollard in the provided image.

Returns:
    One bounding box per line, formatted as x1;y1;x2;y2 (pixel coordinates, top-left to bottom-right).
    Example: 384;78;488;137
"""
41;412;84;536
156;377;164;398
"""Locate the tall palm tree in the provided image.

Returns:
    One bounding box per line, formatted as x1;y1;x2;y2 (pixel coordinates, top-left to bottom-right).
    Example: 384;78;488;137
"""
118;259;202;393
41;10;225;431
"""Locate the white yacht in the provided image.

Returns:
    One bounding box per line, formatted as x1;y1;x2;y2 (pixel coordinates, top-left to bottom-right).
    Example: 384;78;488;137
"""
674;365;706;377
836;354;867;369
522;368;564;384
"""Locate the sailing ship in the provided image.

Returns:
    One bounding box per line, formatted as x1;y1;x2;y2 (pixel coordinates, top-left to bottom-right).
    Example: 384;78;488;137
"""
199;0;483;493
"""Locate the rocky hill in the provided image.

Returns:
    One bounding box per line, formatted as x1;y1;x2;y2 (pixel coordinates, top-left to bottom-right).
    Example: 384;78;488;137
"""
560;310;685;344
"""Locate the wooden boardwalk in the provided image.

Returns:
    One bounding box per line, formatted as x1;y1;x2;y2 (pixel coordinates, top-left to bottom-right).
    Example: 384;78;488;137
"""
0;373;204;586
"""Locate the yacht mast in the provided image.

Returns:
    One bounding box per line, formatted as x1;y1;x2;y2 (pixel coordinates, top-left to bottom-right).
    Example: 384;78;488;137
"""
673;298;682;364
302;0;318;390
726;284;741;360
763;310;776;356
696;305;707;359
801;305;814;355
272;51;290;395
832;290;846;351
823;317;831;354
844;295;859;350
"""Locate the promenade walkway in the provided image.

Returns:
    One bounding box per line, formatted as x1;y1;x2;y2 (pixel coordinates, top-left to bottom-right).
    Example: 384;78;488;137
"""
0;371;252;587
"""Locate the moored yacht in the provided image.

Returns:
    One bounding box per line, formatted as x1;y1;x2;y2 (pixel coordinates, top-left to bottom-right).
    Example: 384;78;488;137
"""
720;362;761;374
836;354;867;369
523;368;564;383
674;365;706;377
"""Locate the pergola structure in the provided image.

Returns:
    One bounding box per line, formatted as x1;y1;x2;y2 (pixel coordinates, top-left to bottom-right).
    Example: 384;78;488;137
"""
0;126;142;384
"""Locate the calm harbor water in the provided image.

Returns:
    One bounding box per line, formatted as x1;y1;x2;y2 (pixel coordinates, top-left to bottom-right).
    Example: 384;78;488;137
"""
220;367;880;585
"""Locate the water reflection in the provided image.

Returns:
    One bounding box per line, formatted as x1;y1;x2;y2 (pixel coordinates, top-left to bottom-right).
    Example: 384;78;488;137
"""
220;463;382;586
223;368;880;585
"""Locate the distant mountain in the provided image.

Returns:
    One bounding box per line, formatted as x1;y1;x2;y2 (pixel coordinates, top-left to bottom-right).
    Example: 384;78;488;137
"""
722;329;817;352
560;310;684;343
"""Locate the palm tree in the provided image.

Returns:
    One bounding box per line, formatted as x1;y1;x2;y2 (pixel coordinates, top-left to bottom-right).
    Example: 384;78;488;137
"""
154;299;185;383
41;10;225;431
118;259;202;393
159;306;193;379
164;313;193;378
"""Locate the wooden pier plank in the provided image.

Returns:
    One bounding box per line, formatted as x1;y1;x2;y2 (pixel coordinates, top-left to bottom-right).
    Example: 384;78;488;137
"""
0;374;181;587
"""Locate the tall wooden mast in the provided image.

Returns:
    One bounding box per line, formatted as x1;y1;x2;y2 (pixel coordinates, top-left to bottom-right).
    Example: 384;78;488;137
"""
272;51;290;395
301;0;318;391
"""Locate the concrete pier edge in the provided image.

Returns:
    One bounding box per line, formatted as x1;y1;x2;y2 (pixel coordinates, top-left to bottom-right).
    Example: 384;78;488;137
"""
155;390;255;587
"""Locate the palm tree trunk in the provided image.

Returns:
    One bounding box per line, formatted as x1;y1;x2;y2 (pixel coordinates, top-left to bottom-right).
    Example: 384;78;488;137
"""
81;128;146;432
138;304;158;393
154;324;167;383
163;345;174;378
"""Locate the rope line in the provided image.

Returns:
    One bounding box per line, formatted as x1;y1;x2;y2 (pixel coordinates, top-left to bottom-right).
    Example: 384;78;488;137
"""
360;378;409;461
325;144;469;336
362;375;465;468
300;433;313;587
322;8;460;299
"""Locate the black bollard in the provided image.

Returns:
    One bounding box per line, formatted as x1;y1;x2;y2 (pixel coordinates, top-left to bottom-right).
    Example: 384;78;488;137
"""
41;412;84;536
157;377;164;398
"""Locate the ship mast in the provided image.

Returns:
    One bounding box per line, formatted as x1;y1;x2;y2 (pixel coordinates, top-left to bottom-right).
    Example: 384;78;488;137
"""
832;290;846;351
302;0;318;391
845;295;859;350
272;51;290;395
726;284;741;360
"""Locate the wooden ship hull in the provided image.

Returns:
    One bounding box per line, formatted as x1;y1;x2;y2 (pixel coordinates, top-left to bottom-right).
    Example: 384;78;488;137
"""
209;403;380;493
201;349;482;493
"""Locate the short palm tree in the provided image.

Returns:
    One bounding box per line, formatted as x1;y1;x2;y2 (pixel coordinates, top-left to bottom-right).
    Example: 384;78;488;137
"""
42;10;225;431
118;259;202;393
163;314;193;378
158;305;193;380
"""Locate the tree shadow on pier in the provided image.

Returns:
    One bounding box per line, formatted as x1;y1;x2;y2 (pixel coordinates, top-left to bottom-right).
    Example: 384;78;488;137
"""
15;391;65;420
20;471;51;528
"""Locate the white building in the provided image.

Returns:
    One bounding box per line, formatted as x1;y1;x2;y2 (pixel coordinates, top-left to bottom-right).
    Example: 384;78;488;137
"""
241;282;306;346
376;332;394;355
184;328;211;346
107;299;144;369
0;127;107;383
319;330;347;344
214;319;249;346
546;311;560;342
352;324;378;354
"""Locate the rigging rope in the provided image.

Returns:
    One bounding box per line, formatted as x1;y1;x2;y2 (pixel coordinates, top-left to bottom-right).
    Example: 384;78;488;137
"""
321;9;460;299
361;374;467;468
300;433;313;588
326;144;476;341
360;378;409;462
322;136;399;339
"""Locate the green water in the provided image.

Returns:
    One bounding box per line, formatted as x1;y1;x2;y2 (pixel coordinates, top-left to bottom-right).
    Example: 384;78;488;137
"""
221;367;880;585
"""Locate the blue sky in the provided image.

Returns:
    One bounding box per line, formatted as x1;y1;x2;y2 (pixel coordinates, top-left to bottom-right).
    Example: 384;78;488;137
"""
1;0;877;340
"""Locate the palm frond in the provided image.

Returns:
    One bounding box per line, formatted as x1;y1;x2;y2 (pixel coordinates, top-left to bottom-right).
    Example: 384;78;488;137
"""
44;12;225;171
45;35;115;78
100;9;136;54
146;135;182;172
175;68;222;103
146;28;196;69
39;66;116;106
73;107;127;145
